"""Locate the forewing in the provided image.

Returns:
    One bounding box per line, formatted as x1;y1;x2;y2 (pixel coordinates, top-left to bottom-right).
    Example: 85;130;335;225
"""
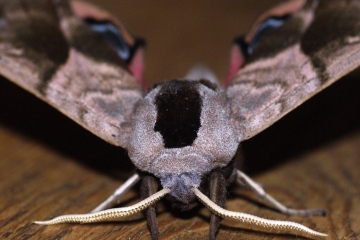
227;0;360;141
0;0;142;147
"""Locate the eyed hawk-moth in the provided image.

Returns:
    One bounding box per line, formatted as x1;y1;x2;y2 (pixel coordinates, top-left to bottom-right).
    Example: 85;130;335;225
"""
0;0;359;239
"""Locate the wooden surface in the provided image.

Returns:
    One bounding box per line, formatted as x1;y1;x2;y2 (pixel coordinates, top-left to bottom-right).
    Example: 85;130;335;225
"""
1;1;359;239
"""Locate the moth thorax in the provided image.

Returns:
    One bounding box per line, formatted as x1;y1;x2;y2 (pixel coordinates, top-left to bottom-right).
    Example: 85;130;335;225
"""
127;79;239;201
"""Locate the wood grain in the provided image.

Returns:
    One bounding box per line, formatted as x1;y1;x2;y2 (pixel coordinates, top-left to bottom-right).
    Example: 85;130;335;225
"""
0;1;359;239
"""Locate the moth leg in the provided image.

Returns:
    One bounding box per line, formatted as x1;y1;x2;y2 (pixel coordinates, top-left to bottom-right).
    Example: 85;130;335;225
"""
140;174;159;240
236;170;326;216
209;169;227;240
90;173;140;213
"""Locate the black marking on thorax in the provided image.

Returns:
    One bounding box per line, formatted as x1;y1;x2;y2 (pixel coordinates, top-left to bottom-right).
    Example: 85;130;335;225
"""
154;80;202;148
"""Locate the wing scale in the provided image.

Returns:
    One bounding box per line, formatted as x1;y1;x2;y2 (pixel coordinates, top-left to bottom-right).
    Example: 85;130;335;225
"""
0;0;142;147
227;0;360;141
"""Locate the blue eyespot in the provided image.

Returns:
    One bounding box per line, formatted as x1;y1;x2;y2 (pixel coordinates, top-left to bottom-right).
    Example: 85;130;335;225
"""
248;16;287;55
235;16;288;57
85;19;131;62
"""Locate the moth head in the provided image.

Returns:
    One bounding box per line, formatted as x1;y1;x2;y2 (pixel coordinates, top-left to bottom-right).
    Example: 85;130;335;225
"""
127;79;239;202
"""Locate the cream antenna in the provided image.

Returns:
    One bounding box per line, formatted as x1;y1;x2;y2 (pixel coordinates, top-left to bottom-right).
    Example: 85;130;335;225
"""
192;187;327;239
35;188;170;225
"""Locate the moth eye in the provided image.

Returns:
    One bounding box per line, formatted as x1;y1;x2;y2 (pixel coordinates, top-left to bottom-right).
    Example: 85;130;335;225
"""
84;18;144;63
235;16;289;57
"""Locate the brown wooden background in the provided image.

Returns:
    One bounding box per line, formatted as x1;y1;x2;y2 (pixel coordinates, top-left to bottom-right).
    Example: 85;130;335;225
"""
0;1;359;239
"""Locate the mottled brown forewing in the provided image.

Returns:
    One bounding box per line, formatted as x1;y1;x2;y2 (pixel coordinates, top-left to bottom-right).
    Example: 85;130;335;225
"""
0;0;142;147
227;0;360;141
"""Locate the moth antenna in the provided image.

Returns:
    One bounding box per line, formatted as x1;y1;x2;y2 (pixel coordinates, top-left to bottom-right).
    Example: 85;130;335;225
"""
192;188;327;239
34;188;170;225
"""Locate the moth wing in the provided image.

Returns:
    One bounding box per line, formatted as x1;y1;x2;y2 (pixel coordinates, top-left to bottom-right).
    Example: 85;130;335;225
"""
0;0;142;147
226;0;360;141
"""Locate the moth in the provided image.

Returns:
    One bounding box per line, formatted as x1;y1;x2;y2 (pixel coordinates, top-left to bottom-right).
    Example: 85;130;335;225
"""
0;0;359;239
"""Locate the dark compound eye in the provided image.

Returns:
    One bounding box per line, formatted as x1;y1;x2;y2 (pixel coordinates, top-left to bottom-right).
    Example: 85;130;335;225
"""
84;18;144;63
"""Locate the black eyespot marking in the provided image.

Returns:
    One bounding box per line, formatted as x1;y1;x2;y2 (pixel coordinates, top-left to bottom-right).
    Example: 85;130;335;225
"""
83;19;145;63
249;16;289;55
154;80;202;148
234;16;289;58
85;19;131;61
